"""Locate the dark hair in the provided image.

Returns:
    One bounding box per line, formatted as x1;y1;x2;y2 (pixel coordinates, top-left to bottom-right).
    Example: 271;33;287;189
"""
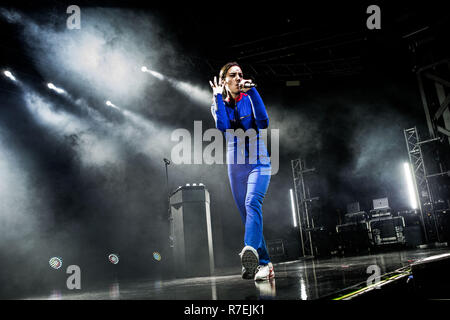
219;62;241;100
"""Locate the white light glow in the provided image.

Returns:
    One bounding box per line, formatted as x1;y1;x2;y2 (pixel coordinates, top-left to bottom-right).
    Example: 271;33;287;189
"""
105;100;120;110
47;82;65;94
149;70;165;81
3;70;16;81
300;278;308;300
141;68;210;107
290;189;297;227
141;66;165;80
168;79;211;106
403;162;418;209
24;92;120;167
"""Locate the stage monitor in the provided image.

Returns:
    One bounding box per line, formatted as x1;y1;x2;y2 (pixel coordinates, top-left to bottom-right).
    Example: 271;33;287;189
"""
347;202;360;214
373;197;389;210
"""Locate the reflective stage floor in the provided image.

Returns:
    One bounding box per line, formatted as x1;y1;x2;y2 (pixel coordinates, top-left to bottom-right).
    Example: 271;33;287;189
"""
26;247;450;300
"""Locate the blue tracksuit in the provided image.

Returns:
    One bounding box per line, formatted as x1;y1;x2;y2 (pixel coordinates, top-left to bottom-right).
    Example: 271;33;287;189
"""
211;87;271;265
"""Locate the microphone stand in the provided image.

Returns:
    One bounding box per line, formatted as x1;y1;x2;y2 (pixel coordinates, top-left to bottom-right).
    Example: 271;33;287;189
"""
164;158;174;249
164;158;170;204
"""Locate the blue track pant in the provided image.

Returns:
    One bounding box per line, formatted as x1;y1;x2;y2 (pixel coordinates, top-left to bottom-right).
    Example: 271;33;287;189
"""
228;163;271;265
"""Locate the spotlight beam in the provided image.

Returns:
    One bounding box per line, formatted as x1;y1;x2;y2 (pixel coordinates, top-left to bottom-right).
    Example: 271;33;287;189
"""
141;66;165;81
3;70;16;81
106;100;120;110
47;82;66;94
140;66;210;106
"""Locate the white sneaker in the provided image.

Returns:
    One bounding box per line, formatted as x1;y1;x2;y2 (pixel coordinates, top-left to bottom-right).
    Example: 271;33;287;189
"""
254;262;275;281
239;246;259;280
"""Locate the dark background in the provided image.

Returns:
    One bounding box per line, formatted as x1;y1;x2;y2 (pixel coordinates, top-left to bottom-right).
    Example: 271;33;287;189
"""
0;1;449;298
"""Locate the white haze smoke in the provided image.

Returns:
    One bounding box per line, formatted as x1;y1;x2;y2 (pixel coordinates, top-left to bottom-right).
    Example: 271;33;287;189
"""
23;91;174;167
1;7;197;164
24;92;121;167
22;9;158;106
0;127;50;246
167;79;211;107
268;104;321;155
1;8;186;108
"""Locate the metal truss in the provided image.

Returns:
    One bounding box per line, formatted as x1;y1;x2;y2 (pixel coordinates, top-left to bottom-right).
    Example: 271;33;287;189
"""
406;58;450;245
404;127;443;243
416;59;450;146
291;158;319;257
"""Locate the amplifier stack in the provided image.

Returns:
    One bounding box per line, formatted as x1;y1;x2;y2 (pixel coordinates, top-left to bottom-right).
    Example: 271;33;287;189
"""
336;198;419;254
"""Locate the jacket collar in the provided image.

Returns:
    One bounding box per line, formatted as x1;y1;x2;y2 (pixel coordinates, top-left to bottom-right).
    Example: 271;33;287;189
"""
225;92;247;103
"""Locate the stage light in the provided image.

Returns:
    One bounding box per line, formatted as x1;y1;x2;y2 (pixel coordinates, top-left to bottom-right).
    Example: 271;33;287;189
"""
403;162;418;209
153;252;161;261
47;82;65;94
49;257;63;269
300;278;308;300
108;253;119;265
141;66;165;81
105;100;120;110
290;188;297;227
3;70;16;81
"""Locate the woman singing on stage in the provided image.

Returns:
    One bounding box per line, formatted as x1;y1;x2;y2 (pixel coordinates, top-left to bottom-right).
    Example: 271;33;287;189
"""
209;62;274;281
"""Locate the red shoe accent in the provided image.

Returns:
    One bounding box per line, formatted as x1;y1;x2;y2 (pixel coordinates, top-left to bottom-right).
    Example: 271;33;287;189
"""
269;267;275;279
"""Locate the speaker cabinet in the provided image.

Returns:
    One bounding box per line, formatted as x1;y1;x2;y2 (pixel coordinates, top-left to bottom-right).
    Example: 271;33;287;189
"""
169;185;214;278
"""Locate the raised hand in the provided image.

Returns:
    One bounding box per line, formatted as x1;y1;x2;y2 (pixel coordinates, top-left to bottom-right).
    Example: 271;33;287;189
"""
209;76;224;96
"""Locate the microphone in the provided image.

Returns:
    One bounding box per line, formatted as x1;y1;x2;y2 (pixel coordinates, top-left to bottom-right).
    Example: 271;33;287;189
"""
164;158;171;165
242;82;257;88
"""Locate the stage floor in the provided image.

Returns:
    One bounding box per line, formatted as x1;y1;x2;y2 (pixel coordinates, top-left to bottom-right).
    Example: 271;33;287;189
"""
26;247;450;300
